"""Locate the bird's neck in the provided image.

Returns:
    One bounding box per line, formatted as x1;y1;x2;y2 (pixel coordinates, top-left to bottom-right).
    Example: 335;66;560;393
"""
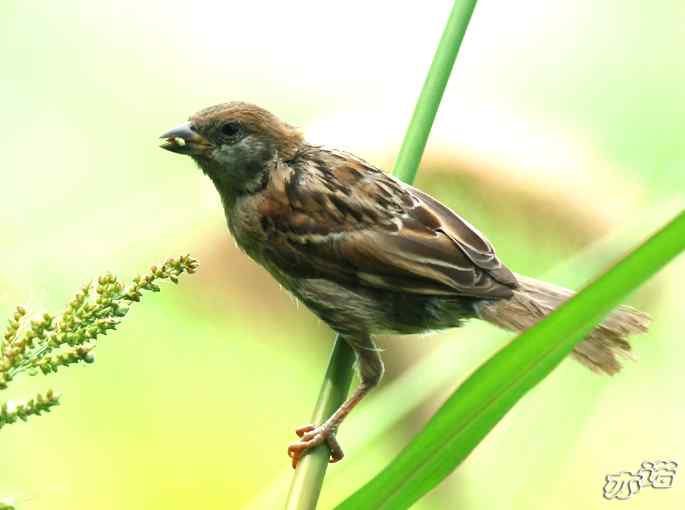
208;156;278;210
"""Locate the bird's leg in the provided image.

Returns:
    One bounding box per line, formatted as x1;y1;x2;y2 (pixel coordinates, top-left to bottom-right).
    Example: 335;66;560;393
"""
288;336;383;468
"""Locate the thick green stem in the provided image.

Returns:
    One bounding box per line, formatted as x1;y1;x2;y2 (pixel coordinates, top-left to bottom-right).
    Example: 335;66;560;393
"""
285;338;356;510
393;0;478;182
284;1;479;508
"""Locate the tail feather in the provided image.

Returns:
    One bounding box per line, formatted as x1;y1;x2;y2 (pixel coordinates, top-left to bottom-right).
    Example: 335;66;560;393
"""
476;273;651;375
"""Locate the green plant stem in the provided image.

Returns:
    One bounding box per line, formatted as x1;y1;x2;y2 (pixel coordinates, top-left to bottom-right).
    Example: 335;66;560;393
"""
393;0;478;182
285;338;356;510
338;210;685;509
284;1;479;509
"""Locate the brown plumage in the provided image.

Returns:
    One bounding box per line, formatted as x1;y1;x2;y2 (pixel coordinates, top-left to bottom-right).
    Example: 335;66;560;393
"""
160;102;650;467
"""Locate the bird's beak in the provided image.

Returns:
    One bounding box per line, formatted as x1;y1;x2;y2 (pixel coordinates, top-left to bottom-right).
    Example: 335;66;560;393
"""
159;122;212;155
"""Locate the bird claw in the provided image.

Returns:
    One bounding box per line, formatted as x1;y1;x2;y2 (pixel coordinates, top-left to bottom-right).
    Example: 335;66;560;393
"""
288;423;344;468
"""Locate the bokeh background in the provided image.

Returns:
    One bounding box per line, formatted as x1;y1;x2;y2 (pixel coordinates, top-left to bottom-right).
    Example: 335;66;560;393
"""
2;0;684;508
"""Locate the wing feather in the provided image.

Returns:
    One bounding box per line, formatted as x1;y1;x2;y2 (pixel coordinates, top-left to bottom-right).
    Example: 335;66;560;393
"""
261;148;518;299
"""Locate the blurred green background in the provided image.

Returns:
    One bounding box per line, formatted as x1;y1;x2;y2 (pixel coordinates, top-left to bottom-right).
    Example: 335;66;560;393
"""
1;0;683;508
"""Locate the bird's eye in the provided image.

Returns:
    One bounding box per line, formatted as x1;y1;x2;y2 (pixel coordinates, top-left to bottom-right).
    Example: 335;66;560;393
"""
220;121;241;137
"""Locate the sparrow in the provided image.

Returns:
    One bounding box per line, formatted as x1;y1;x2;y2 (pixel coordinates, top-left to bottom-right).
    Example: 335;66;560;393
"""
160;102;650;468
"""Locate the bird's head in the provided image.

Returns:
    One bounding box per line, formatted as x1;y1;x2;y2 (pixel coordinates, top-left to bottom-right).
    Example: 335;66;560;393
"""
160;102;303;195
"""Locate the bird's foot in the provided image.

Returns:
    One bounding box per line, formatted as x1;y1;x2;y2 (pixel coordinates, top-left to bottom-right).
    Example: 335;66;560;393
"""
287;423;343;468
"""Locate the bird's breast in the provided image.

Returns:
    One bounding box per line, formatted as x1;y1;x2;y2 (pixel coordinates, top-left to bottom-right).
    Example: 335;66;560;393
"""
226;193;271;260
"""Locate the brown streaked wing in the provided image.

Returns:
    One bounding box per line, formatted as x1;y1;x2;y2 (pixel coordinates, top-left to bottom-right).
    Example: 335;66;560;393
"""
341;226;515;298
407;187;518;287
263;153;517;298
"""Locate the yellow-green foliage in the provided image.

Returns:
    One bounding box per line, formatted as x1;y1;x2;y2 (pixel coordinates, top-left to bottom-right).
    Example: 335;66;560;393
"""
0;255;198;431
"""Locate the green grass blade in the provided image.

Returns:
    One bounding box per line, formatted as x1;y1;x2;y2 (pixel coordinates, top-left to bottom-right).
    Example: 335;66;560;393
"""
337;210;685;509
285;1;479;508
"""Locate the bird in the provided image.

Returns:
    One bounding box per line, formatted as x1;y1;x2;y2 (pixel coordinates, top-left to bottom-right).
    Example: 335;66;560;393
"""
160;101;650;468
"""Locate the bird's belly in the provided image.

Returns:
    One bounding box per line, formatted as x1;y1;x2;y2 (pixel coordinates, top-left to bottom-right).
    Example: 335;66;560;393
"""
283;277;477;337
